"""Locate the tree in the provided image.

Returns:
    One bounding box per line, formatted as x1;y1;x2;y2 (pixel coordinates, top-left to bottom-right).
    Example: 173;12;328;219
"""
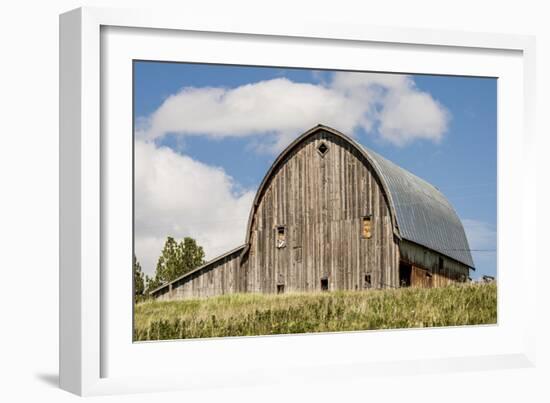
144;274;162;295
149;236;206;290
133;255;145;302
180;237;206;276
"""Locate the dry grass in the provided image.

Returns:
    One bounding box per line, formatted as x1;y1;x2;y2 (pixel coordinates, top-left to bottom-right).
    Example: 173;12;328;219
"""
134;282;496;341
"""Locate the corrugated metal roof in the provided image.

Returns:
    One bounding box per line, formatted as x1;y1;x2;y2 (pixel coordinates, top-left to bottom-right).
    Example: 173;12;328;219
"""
363;146;475;268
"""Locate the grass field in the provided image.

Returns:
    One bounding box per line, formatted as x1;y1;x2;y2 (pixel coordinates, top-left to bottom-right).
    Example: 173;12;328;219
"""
134;282;497;341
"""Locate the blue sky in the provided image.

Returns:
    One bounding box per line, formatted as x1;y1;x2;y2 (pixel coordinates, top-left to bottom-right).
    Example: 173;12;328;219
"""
134;61;497;279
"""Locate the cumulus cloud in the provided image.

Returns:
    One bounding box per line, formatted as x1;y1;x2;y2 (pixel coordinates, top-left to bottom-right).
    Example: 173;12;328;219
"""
134;140;255;276
137;72;450;152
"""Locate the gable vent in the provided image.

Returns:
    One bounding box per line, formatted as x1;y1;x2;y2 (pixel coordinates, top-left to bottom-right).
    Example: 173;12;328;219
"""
317;142;329;156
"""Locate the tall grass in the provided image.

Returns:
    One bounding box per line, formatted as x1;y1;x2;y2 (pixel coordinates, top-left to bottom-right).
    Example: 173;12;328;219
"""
134;282;496;341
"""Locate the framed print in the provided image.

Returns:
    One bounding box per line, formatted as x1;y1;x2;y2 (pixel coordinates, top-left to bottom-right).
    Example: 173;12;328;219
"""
59;7;537;396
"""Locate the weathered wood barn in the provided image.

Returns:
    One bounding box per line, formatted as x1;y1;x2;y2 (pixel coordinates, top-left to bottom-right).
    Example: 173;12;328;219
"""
151;125;474;301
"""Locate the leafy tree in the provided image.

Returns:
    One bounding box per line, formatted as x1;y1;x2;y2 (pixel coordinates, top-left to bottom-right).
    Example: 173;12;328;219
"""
145;274;162;295
180;237;206;276
154;236;180;283
133;255;145;302
147;236;206;293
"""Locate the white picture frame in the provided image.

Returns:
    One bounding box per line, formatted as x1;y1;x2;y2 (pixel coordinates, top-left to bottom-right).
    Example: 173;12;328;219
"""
59;6;537;396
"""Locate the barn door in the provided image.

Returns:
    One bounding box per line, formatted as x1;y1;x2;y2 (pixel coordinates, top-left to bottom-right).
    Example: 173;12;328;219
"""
399;261;412;287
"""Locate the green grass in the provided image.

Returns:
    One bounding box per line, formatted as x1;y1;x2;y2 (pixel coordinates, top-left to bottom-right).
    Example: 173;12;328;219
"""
134;282;496;341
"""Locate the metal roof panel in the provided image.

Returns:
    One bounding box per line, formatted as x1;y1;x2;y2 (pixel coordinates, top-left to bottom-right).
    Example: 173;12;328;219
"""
364;146;475;268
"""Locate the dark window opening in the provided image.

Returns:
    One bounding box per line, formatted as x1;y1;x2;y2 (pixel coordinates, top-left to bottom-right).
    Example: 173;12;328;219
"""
362;215;372;239
364;274;372;288
277;284;285;294
276;226;286;248
399;262;412;287
438;256;444;271
317;142;329;156
321;278;329;291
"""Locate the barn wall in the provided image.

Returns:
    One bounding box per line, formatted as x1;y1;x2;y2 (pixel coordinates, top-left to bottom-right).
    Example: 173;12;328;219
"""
410;266;433;288
245;130;400;293
400;240;470;287
153;248;244;301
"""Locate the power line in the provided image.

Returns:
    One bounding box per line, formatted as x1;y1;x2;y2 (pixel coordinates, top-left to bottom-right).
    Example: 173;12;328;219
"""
437;249;496;252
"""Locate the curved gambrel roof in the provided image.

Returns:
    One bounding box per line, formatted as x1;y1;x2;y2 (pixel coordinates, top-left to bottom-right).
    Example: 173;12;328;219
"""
365;147;474;268
242;124;474;268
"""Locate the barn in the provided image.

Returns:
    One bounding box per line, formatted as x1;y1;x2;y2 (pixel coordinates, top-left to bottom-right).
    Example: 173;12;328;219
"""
150;125;474;301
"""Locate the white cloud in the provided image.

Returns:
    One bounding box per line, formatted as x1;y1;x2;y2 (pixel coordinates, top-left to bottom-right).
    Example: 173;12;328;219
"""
134;140;255;276
377;89;449;145
330;71;412;92
137;72;450;152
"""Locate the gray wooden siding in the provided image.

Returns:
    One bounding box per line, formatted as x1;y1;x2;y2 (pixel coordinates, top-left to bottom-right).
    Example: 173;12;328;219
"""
153;248;244;301
244;131;400;293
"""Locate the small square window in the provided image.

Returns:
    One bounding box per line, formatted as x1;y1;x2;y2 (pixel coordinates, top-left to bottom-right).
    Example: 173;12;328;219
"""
362;215;372;239
276;226;286;248
364;274;372;288
321;278;329;291
277;284;285;294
